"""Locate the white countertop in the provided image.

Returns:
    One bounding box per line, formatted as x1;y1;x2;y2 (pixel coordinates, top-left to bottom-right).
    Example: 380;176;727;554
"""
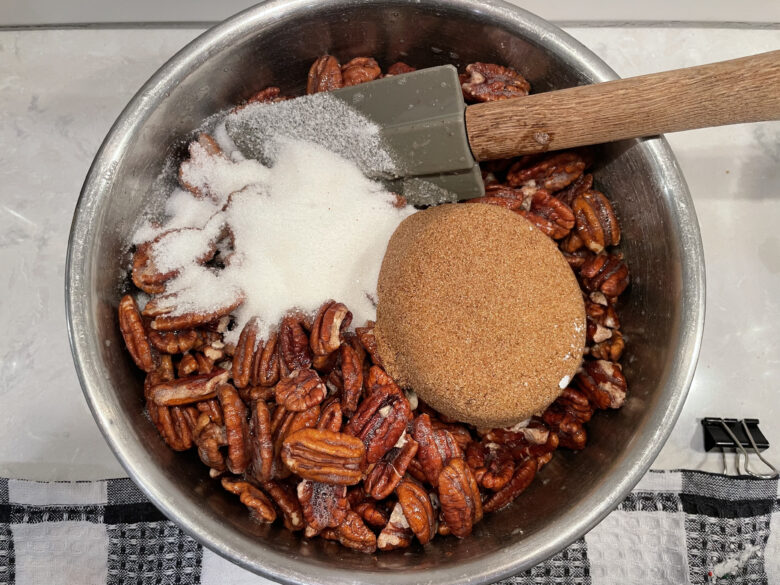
1;24;778;482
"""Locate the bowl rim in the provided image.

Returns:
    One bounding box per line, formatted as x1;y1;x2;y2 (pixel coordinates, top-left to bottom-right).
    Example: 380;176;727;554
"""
66;0;706;583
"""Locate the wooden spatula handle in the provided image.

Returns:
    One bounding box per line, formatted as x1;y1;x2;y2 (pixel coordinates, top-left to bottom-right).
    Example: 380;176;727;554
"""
465;50;780;161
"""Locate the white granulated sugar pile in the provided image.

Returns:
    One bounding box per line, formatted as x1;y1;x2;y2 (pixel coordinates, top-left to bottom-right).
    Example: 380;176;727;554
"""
134;100;417;344
225;92;397;178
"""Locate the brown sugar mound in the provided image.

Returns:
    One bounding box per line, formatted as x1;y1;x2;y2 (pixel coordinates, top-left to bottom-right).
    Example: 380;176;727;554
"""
375;203;585;428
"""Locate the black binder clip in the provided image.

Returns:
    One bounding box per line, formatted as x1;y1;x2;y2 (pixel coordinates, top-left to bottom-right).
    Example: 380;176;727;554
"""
702;418;778;479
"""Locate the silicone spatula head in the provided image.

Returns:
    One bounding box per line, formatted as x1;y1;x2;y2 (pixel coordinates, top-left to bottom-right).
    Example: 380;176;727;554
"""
227;65;482;205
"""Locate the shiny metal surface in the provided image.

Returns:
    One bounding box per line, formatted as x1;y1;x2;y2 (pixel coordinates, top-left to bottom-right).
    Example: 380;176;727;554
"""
65;1;705;583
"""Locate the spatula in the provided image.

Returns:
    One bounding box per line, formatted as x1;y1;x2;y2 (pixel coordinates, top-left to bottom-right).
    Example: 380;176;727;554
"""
232;50;780;204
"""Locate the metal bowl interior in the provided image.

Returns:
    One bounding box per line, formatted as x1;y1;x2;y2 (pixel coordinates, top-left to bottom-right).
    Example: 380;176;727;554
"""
66;1;705;583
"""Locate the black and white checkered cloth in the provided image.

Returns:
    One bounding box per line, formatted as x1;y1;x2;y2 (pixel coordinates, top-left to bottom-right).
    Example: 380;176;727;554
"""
0;470;777;585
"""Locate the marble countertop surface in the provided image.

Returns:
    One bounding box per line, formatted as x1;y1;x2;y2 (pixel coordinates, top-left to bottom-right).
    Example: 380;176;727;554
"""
1;24;778;484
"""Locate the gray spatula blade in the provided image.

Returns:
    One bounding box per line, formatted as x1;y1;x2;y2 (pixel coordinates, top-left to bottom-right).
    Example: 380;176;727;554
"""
332;66;475;173
332;64;483;204
225;64;483;205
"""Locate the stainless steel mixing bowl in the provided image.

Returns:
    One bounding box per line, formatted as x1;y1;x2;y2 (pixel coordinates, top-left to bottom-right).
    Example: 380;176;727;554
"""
66;1;705;583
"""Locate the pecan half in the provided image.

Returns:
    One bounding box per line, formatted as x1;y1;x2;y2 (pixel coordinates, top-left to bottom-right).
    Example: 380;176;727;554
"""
351;495;390;528
562;249;594;274
386;62;416;76
341;57;381;87
586;296;620;338
363;434;419;500
437;458;482;538
279;316;312;371
355;322;382;366
317;396;343;433
556;172;594;207
340;343;364;415
465;441;515;492
365;365;403;396
344;387;412;464
483;457;538;513
271;404;320;479
572;190;621;253
275;368;327;412
483;422;559;461
430;420;473;453
232;317;259;389
262;480;304;531
178;134;224;196
460;62;530;102
177;352;198;377
329;510;377;553
272;404;320;450
396;478;437;544
144;354;174;401
245;86;287;106
542;404;587;450
217;383;250;474
580;254;630;297
246;399;274;483
312;350;339;374
197;398;223;425
550;390;592;434
518;190;575;239
150;293;244;332
377;502;414;551
148;403;194;451
150;368;229;406
307;55;344;94
195;352;215;375
590;329;625;361
282;428;366;485
148;329;198;355
131;241;177;294
310;301;352;356
192;412;227;470
560;231;586;254
406;457;428;484
576;359;627;410
221;477;276;523
507;152;586;192
238;385;275;403
251;331;280;387
297;479;348;536
412;414;462;487
118;295;157;372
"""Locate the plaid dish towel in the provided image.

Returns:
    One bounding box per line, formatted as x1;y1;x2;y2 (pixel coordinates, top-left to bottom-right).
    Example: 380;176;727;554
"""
0;470;777;585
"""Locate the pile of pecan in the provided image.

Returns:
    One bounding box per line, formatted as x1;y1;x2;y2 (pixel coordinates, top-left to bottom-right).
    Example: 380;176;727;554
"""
119;55;630;553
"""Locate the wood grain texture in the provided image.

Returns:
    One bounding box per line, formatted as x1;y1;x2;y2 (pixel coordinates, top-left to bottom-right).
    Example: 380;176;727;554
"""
465;50;780;161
